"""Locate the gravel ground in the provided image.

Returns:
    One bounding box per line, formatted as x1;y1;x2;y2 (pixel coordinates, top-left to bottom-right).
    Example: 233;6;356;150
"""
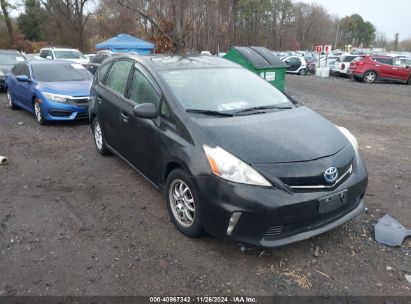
0;75;410;296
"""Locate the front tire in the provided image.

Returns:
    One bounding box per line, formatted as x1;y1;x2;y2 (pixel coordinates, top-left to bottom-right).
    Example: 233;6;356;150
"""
363;71;377;83
92;118;110;155
298;68;307;76
166;169;203;238
7;89;18;110
34;99;47;125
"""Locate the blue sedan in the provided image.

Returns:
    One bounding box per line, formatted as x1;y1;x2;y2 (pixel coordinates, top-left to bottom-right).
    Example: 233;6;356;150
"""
5;60;92;124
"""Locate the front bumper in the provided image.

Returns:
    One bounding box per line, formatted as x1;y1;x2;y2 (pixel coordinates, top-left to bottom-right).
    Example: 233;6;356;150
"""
41;99;89;121
194;157;368;247
0;77;5;89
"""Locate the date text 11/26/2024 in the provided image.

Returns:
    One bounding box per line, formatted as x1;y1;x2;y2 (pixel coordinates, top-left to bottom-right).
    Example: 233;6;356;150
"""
149;296;257;303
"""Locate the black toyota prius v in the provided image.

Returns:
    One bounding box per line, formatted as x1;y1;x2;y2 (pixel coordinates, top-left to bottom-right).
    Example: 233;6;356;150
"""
89;54;368;247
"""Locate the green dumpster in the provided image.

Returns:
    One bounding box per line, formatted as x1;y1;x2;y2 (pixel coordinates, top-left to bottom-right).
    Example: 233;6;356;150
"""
224;46;287;92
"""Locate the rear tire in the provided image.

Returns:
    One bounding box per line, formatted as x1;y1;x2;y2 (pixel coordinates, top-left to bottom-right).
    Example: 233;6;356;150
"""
363;71;377;84
165;169;204;238
7;89;18;110
92;118;110;156
34;99;47;125
298;68;307;76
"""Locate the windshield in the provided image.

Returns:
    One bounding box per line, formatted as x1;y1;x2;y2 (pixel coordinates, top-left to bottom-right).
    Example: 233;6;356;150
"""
160;68;291;112
32;63;92;82
54;50;85;59
0;54;26;65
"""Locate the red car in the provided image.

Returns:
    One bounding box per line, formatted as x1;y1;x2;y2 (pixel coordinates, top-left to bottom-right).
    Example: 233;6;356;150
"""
349;56;411;84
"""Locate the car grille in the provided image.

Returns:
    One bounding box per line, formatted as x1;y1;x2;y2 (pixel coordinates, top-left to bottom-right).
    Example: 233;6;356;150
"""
68;96;89;104
69;97;88;104
76;112;89;119
253;145;355;192
49;110;72;117
263;199;359;239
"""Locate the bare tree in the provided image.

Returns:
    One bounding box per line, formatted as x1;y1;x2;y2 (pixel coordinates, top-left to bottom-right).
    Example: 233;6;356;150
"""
0;0;14;46
40;0;91;50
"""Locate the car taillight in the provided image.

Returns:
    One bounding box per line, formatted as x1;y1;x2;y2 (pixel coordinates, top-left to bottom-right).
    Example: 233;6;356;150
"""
341;63;345;70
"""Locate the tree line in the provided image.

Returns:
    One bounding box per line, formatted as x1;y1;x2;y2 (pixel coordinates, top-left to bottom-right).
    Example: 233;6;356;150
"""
1;0;410;53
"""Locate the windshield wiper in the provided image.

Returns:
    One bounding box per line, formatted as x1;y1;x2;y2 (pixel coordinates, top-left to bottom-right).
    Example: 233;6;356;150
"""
234;105;293;114
186;109;234;117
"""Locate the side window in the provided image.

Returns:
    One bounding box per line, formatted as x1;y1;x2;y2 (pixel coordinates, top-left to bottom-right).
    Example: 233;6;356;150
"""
160;101;170;118
11;65;20;75
105;60;133;95
376;58;393;65
12;64;29;76
20;64;30;77
39;50;46;58
128;69;160;107
98;61;112;84
394;58;405;67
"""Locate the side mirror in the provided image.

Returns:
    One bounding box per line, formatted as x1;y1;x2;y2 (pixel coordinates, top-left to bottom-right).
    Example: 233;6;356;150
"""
16;75;31;82
46;55;52;60
133;103;157;119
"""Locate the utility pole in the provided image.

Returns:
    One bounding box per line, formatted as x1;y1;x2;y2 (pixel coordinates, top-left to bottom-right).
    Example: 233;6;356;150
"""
394;33;399;51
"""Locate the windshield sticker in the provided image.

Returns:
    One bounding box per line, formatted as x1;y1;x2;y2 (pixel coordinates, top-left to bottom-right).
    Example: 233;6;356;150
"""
16;57;25;62
71;63;85;69
218;101;248;111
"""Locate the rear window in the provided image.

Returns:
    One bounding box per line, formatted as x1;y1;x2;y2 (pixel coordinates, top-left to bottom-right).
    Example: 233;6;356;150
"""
91;55;109;64
351;57;364;63
342;56;358;63
54;50;85;59
32;63;92;82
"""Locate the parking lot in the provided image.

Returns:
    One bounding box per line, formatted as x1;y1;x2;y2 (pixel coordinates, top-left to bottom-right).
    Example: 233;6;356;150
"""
0;75;410;296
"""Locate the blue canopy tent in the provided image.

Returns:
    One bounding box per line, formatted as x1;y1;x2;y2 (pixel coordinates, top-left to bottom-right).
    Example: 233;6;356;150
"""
95;33;155;55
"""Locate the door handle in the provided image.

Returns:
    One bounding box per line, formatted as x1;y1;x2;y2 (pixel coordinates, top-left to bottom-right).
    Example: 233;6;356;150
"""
392;67;398;70
121;112;129;122
97;96;103;104
375;64;381;67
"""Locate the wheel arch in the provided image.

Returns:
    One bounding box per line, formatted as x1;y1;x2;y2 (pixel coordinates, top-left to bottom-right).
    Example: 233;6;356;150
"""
163;160;194;189
364;69;378;78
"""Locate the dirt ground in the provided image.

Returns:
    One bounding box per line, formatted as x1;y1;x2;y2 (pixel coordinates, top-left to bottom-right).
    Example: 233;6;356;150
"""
0;75;410;296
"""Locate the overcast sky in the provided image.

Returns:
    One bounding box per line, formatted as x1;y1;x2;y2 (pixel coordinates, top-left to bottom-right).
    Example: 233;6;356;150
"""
296;0;411;40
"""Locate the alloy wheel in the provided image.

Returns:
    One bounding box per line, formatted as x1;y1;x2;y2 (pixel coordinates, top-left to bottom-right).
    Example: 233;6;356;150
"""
34;102;42;122
94;121;103;150
169;179;195;227
364;72;376;83
7;90;12;107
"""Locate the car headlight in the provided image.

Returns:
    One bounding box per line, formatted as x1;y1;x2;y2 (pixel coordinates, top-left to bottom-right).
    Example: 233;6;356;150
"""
43;92;70;103
203;145;271;187
337;126;359;156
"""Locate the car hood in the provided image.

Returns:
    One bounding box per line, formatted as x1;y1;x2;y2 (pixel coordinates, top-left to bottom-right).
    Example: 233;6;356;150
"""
38;80;91;97
193;106;349;164
0;65;13;75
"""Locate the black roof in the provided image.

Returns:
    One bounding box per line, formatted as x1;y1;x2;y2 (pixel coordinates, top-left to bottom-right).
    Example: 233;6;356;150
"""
232;46;287;68
112;54;240;71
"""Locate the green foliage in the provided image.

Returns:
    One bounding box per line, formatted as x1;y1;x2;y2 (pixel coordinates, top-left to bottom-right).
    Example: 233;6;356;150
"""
338;14;376;48
17;0;47;41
